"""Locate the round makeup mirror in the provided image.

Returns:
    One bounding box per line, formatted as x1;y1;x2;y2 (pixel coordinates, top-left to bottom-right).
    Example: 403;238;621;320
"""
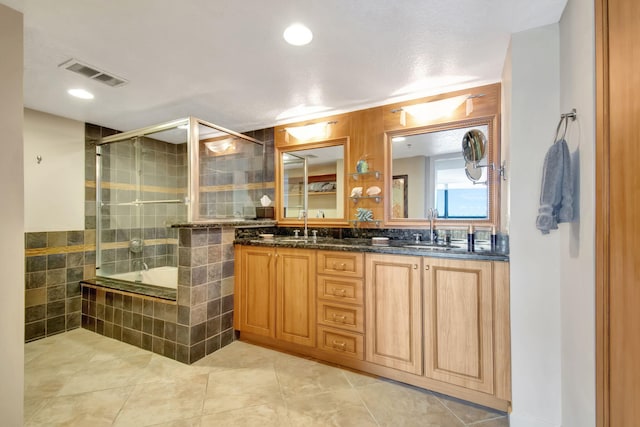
461;129;487;164
464;161;483;182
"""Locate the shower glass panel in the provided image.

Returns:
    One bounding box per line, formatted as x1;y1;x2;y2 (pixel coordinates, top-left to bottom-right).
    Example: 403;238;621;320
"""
195;121;266;221
95;117;265;289
96;121;189;287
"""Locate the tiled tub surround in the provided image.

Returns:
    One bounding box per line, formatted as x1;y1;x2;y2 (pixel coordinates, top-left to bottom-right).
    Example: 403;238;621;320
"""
81;226;236;364
24;230;96;341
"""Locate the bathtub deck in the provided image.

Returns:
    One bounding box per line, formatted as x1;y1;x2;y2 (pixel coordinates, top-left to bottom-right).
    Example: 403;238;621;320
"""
80;278;177;301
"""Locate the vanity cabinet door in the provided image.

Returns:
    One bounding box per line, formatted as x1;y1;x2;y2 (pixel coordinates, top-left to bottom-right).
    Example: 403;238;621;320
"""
365;253;423;375
275;247;317;347
236;246;276;338
423;257;494;394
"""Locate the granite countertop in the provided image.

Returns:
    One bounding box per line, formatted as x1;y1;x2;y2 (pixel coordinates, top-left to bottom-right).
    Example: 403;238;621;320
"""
171;219;277;228
235;236;509;262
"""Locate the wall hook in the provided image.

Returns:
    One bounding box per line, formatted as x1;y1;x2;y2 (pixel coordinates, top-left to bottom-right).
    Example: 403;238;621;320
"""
36;155;42;164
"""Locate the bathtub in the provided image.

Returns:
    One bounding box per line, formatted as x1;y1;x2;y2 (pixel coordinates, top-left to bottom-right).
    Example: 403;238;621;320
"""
109;266;178;289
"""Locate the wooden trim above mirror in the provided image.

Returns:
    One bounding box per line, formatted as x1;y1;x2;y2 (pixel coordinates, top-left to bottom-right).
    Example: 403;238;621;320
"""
273;83;501;230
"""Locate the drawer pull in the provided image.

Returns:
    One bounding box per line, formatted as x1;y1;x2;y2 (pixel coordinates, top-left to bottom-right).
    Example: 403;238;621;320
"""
332;314;347;323
331;288;347;297
332;340;346;351
333;262;347;271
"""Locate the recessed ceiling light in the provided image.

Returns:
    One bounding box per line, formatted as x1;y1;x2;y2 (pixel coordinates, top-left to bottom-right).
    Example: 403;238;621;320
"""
283;23;313;46
67;88;94;99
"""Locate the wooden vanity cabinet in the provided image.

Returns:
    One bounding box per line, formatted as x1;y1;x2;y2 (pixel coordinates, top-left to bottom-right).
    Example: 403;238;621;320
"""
365;253;423;375
276;247;317;347
316;251;365;360
236;245;511;411
422;257;495;394
363;253;511;406
235;246;276;338
235;245;317;348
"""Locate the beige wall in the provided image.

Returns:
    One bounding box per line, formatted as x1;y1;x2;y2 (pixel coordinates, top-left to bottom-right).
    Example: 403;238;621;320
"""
0;3;24;425
558;0;596;424
24;108;85;232
507;24;563;427
392;156;427;218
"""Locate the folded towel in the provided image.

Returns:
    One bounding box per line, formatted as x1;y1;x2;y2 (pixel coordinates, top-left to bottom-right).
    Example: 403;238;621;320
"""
536;139;573;234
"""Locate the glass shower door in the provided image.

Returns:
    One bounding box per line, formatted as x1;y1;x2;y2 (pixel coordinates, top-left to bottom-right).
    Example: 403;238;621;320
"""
96;125;188;288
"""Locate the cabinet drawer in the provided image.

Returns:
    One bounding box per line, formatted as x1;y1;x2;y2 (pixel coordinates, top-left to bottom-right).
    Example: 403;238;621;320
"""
317;326;364;360
317;275;364;305
317;301;364;333
317;251;364;277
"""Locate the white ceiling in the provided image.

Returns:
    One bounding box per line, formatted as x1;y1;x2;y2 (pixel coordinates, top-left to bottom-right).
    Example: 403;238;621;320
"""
4;0;567;134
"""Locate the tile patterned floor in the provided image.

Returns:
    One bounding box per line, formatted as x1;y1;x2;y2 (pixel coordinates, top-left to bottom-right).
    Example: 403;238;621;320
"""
24;329;509;426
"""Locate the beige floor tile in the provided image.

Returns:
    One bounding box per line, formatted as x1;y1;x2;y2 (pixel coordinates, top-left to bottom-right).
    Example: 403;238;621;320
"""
193;340;282;371
25;330;509;427
24;386;132;427
137;354;213;385
89;336;153;361
285;388;378;427
147;417;203;427
468;417;510;427
203;366;283;414
356;381;463;427
24;367;73;400
200;402;290;427
113;374;208;427
57;352;153;396
434;393;507;425
275;355;352;398
342;369;380;388
23;398;48;424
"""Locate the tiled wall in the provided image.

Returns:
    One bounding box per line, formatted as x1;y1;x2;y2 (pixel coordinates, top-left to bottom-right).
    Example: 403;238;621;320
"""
94;131;188;276
24;230;96;341
81;226;236;364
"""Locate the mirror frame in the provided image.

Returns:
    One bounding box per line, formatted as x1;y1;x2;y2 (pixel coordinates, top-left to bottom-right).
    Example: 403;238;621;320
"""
383;115;500;229
275;137;351;227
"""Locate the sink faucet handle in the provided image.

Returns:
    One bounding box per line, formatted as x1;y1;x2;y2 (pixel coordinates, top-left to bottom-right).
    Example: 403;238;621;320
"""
413;233;421;243
312;230;318;237
293;229;300;238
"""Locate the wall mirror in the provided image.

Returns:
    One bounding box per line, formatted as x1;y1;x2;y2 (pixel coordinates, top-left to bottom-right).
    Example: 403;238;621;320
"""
385;118;499;226
276;139;348;224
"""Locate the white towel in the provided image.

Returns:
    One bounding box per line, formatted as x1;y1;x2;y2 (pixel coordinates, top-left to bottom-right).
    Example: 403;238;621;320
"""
536;139;573;234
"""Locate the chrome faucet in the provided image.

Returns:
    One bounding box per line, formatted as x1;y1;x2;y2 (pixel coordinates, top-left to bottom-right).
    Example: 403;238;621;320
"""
133;260;149;282
427;208;438;242
298;209;308;239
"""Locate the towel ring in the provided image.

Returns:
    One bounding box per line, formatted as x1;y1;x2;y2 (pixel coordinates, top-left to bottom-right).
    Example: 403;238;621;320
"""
554;109;577;143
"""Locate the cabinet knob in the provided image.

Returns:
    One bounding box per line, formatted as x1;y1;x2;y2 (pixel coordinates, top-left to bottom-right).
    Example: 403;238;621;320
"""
413;264;418;269
332;340;346;351
425;265;430;270
333;262;347;271
332;314;347;323
331;288;347;297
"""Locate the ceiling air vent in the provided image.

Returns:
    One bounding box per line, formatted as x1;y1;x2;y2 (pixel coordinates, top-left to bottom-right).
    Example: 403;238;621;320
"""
59;58;128;88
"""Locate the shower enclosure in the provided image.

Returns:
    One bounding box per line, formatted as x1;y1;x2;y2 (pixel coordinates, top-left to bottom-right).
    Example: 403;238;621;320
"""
96;117;266;289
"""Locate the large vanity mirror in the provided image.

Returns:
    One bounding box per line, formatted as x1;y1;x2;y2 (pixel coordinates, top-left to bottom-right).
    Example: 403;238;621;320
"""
277;139;347;223
385;118;499;226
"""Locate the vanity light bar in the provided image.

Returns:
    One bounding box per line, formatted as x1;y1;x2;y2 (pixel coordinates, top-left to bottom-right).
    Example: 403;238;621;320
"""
392;93;486;125
284;120;338;140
